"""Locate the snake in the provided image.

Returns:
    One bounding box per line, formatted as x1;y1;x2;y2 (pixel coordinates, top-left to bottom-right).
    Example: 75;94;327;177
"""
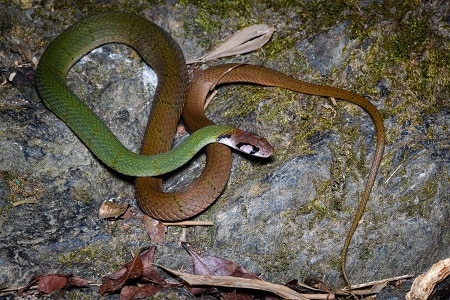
183;64;385;290
35;12;385;290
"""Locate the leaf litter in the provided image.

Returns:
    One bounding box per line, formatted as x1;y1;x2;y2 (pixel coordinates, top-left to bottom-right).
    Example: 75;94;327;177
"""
9;244;417;299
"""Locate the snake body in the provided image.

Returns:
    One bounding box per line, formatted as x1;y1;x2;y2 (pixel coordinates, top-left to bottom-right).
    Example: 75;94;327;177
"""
181;64;385;288
35;13;271;178
35;12;385;289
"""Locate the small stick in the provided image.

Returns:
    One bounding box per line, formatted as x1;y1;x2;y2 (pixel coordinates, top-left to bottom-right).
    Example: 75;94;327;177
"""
162;220;214;227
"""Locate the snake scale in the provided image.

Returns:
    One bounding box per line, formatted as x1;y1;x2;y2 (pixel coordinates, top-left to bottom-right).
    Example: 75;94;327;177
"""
35;12;385;290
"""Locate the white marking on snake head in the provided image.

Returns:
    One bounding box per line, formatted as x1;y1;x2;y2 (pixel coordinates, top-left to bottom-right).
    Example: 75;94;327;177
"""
218;129;274;158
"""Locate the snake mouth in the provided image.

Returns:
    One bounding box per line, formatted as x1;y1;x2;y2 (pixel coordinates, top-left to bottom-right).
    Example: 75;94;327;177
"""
218;129;274;158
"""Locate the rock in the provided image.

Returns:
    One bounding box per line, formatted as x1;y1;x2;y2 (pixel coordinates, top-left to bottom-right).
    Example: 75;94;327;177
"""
0;1;448;299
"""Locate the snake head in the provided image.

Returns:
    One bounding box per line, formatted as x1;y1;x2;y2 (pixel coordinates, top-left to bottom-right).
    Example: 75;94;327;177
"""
218;129;274;158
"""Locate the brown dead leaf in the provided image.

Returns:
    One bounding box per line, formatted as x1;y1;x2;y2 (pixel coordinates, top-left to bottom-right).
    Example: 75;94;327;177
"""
99;201;129;219
99;247;168;297
140;246;166;285
19;274;90;295
222;289;253;300
183;243;267;298
37;275;66;294
285;279;318;294
100;250;144;295
141;215;167;245
304;276;333;292
183;243;259;279
119;285;163;300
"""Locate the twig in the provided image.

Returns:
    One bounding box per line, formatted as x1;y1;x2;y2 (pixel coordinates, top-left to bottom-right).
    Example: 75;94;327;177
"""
157;265;309;299
385;163;403;184
204;90;218;109
11;199;38;207
162;220;214;227
348;274;413;290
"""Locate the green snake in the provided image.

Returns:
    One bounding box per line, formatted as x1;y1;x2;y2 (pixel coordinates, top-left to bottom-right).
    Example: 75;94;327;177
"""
35;13;272;177
35;12;385;290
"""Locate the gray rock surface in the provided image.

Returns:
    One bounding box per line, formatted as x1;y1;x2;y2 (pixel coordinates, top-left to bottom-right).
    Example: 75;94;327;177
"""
0;1;449;298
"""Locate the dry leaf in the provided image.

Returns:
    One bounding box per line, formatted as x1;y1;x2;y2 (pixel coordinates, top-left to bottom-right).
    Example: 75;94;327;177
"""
100;251;144;295
141;215;167;245
187;24;274;64
303;276;333;292
140;246;166;285
184;243;260;279
158;266;307;300
184;243;271;298
406;258;450;300
98;201;129;218
120;285;163;300
19;274;90;295
99;247;168;297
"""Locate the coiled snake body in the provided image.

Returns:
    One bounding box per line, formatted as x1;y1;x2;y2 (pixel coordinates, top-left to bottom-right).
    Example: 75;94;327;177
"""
35;12;385;289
